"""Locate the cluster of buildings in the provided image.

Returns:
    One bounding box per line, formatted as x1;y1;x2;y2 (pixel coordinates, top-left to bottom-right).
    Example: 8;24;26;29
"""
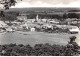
0;15;79;34
0;8;80;33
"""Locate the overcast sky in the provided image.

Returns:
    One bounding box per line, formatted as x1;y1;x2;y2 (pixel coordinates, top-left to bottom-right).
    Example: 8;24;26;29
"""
1;0;80;8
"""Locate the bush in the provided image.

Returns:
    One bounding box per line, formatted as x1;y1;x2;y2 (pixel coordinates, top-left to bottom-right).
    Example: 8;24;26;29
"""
0;42;80;56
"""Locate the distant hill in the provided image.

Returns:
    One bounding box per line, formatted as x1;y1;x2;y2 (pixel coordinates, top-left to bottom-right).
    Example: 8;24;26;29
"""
2;7;80;12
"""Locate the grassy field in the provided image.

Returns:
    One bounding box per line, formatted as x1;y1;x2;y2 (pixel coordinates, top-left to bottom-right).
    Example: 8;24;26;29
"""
0;31;76;46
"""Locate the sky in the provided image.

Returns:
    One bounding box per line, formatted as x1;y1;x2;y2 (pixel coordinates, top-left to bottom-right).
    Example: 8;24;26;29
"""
0;0;80;8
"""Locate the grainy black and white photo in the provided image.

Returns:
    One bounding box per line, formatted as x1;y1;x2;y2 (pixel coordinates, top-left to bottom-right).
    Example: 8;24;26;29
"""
0;0;80;56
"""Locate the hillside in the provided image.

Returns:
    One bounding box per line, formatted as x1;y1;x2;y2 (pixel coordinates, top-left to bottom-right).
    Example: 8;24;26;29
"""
2;7;80;12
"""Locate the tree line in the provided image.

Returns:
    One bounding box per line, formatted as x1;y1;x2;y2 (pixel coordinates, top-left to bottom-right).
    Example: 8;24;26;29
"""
0;10;80;21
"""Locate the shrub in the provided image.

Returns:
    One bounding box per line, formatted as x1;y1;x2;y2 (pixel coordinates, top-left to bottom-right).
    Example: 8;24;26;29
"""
0;43;79;56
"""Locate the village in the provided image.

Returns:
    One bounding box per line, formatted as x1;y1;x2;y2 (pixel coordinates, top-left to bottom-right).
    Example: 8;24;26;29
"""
0;7;80;56
0;14;80;56
0;13;80;34
0;0;80;56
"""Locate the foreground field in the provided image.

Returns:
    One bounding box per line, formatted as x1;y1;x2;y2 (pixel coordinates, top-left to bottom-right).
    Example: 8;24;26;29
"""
0;31;76;46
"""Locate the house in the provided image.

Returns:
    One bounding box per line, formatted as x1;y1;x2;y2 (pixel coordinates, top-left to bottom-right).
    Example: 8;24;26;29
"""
0;21;8;28
65;18;80;26
20;23;29;30
48;19;60;24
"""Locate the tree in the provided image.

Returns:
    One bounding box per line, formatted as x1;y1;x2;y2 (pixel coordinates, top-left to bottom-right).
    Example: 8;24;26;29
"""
68;13;79;19
0;0;22;21
0;0;22;10
63;13;67;19
4;14;17;21
0;11;5;17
